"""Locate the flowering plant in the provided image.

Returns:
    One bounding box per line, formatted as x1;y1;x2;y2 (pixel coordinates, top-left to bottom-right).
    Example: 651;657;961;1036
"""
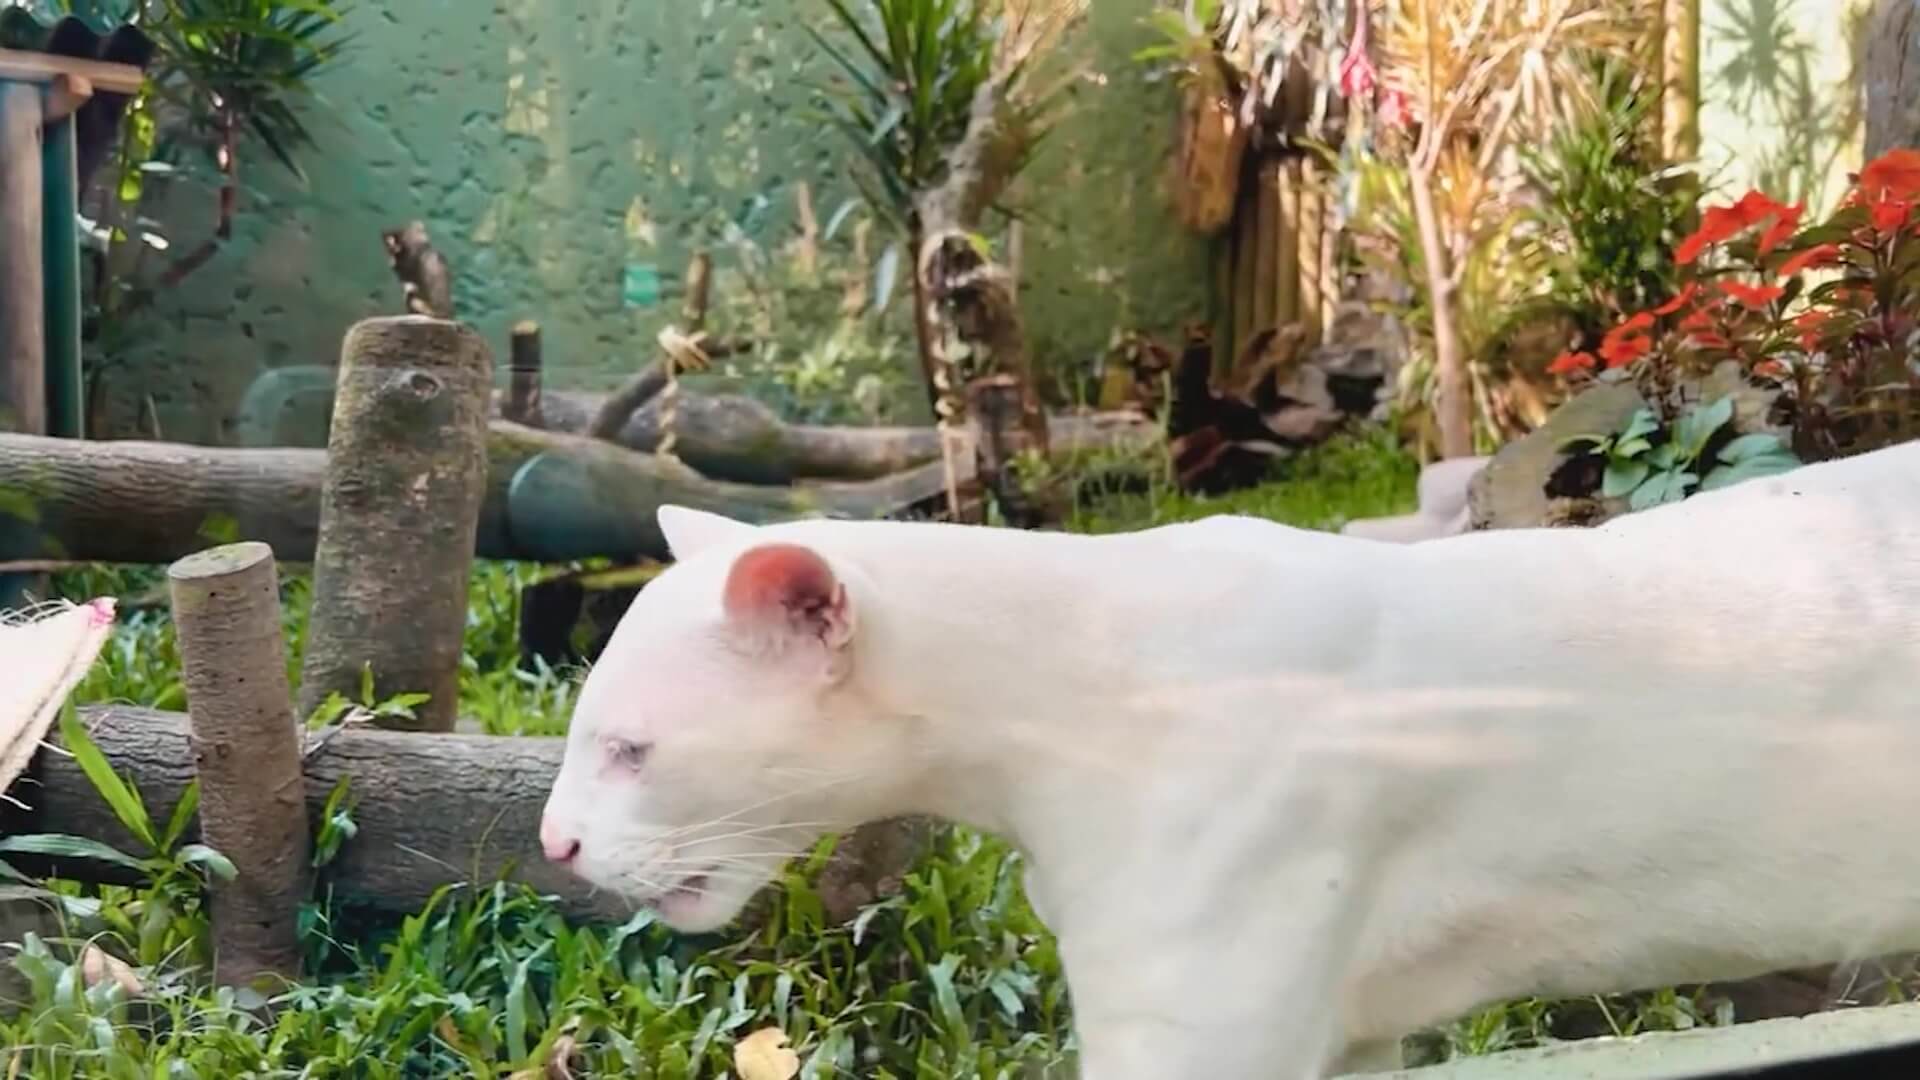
1548;149;1920;463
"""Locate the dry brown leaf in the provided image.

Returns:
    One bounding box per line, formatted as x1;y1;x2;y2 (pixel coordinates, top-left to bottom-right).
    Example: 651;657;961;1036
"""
546;1031;579;1080
78;944;142;997
733;1026;800;1080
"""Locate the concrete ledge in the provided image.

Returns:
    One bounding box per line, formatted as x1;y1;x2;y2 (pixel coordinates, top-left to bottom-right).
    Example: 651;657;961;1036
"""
1367;1003;1920;1079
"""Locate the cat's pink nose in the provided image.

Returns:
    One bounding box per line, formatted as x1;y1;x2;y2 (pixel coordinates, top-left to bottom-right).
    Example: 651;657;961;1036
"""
540;817;581;865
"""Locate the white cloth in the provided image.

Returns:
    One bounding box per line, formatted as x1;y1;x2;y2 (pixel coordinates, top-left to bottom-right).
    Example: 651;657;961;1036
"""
0;599;116;804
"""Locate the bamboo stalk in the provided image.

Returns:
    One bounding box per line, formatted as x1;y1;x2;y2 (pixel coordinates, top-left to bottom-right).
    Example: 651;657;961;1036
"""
1297;158;1326;347
1231;174;1260;376
1276;158;1302;336
1253;159;1281;363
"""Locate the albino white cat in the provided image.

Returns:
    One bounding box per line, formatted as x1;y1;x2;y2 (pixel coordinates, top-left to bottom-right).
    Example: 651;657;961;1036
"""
540;438;1920;1079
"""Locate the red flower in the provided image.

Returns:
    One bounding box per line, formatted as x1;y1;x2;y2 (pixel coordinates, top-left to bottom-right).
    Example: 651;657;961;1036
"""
1757;202;1804;255
1547;349;1597;375
1686;331;1733;350
1775;243;1841;278
1793;310;1828;351
1679;308;1718;331
1598;312;1656;368
1677;191;1796;265
1378;87;1411;130
1858;148;1920;203
1718;280;1785;307
1338;48;1377;100
1754;359;1788;378
1652;282;1699;315
1871;197;1913;233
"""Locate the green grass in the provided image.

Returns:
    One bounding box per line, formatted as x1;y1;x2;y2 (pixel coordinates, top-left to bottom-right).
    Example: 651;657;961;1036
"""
1067;427;1423;535
2;429;1750;1075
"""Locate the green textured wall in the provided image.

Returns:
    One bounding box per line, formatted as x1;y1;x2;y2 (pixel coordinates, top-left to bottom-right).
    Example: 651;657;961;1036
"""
97;0;1209;447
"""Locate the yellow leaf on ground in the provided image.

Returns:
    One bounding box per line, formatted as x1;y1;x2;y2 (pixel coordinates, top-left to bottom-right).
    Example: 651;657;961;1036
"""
734;1026;800;1080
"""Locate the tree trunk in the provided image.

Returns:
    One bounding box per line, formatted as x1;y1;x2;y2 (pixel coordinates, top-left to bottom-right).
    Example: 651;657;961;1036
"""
167;542;310;989
297;317;493;732
1409;166;1474;459
1865;0;1920;158
908;221;943;420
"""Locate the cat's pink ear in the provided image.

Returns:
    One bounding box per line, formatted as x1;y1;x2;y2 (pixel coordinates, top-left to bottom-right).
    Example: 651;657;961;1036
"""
722;543;855;653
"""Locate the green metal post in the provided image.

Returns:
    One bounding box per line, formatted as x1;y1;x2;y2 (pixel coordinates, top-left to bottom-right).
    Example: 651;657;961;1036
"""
42;97;82;439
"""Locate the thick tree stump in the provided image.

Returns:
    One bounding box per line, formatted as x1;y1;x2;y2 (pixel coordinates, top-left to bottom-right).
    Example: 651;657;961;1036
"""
297;317;492;732
168;542;310;989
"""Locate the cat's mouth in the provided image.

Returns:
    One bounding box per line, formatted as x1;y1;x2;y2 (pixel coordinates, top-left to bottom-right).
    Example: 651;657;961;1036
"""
647;866;714;913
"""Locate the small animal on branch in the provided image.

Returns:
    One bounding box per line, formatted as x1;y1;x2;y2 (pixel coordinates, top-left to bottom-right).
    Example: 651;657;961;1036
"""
381;221;454;319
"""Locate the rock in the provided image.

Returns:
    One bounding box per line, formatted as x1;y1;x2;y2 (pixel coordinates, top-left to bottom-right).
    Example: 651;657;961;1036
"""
1466;364;1790;531
1467;382;1644;530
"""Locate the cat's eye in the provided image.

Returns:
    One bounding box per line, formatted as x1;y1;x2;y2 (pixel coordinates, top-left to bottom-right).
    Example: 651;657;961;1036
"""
604;737;653;772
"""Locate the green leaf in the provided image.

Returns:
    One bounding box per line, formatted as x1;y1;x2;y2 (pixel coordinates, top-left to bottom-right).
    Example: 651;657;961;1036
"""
1619;408;1660;443
1716;432;1795;465
59;703;157;851
1601;459;1650;498
1702;450;1802;492
1556;433;1609;453
160;779;201;852
0;834;149;875
1646;442;1680;471
872;242;901;313
1675;395;1736;459
1612;436;1653;459
1629;470;1695;511
176;843;237;881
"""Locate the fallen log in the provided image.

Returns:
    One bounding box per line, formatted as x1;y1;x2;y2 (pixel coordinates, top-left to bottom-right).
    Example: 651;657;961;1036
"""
2;705;928;927
0;420;957;567
506;389;1158;486
3;705;621;921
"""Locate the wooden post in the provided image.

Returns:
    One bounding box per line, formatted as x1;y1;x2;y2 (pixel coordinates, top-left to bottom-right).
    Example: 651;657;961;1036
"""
167;542;310;990
0;80;47;608
0;80;45;438
296;317;493;732
504;320;544;427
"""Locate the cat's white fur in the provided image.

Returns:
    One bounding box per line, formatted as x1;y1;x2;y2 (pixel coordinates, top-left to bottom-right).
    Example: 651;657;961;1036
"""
541;438;1920;1079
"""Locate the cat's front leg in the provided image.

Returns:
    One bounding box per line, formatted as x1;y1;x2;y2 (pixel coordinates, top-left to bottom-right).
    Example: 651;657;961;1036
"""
1062;871;1369;1078
1070;1002;1345;1080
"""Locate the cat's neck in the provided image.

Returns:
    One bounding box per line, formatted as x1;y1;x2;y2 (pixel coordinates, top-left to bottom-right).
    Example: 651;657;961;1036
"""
832;526;1145;839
